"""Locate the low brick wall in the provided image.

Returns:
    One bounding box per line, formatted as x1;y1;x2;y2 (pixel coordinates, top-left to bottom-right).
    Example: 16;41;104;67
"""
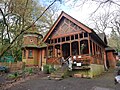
89;64;104;78
71;64;104;78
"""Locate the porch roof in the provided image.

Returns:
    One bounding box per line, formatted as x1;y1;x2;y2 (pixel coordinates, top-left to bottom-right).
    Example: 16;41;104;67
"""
105;47;115;51
21;43;47;49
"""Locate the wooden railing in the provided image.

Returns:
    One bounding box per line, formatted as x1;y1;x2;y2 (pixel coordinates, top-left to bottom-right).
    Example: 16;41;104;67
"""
47;55;92;65
47;57;61;65
72;55;91;65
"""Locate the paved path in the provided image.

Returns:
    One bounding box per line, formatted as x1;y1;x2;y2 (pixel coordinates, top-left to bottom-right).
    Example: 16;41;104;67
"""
3;70;120;90
0;74;6;84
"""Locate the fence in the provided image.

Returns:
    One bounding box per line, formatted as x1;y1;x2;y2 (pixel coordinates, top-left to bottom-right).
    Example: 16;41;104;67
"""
0;61;23;71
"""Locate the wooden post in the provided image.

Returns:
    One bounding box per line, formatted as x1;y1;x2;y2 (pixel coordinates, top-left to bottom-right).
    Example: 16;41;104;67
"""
103;49;108;70
88;34;91;55
78;40;80;55
92;41;94;56
53;44;55;57
70;42;72;56
46;44;48;60
70;36;72;56
60;44;62;57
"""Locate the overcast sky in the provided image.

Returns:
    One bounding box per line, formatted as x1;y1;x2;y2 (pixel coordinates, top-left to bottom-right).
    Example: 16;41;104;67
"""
51;0;110;35
50;0;120;35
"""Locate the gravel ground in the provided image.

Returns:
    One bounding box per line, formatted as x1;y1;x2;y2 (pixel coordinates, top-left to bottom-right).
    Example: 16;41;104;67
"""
2;69;120;90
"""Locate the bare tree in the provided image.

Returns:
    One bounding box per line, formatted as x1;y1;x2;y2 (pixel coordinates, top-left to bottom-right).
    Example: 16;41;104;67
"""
90;11;113;33
111;11;120;36
65;0;120;13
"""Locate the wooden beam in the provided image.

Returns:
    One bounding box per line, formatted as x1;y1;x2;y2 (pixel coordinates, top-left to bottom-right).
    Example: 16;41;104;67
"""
88;34;91;55
78;40;80;55
46;44;48;62
60;44;62;57
53;45;55;57
70;42;72;56
92;41;94;56
70;36;72;56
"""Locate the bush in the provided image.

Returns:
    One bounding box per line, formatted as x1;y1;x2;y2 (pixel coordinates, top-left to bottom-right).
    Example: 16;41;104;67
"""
43;65;55;74
24;68;33;75
0;66;10;73
49;65;55;73
28;68;33;74
116;61;120;66
43;65;49;74
14;72;19;77
7;74;16;79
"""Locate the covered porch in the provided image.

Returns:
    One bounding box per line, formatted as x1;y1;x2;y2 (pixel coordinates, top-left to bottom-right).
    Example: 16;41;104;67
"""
46;32;105;65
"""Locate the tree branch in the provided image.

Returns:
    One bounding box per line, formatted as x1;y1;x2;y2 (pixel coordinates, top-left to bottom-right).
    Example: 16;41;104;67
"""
0;8;10;43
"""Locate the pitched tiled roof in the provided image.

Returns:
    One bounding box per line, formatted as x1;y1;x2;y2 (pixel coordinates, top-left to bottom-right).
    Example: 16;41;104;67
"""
97;33;107;45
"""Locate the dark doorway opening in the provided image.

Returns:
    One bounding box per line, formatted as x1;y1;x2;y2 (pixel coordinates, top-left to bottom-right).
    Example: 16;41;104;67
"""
72;41;79;55
62;43;70;59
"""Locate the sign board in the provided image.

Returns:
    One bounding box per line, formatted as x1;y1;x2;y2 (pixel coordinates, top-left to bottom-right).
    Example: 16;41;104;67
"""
77;63;82;66
78;56;82;58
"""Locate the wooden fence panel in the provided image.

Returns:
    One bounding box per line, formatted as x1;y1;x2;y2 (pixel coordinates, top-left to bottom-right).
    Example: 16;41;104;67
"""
0;62;23;71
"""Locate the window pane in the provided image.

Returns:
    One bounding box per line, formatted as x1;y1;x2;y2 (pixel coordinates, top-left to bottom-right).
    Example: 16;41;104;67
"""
84;32;88;37
28;50;33;57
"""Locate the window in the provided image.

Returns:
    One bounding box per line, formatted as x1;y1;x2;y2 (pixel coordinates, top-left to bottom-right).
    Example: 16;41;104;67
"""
47;39;50;44
79;33;83;38
84;32;88;37
48;46;53;58
28;50;33;58
55;39;57;43
66;36;70;41
51;40;53;44
71;35;74;40
62;37;65;42
58;38;60;43
80;40;89;54
75;34;78;39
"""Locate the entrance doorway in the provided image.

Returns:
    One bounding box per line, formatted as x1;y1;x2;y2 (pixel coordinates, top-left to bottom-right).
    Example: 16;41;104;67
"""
62;43;70;59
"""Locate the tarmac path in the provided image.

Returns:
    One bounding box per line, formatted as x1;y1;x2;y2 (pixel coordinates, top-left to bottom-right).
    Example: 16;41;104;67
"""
4;69;120;90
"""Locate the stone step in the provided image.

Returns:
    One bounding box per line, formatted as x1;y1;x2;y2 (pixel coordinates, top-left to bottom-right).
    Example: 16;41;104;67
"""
50;70;67;79
51;72;64;77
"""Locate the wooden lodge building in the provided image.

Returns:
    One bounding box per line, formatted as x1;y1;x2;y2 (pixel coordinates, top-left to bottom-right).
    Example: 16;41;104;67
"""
22;11;116;77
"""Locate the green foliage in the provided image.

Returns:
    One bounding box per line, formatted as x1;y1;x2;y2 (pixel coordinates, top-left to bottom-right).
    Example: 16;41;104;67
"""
43;64;55;74
24;68;33;74
28;68;33;74
49;65;55;73
7;72;19;79
43;65;49;74
0;66;9;73
108;30;120;52
0;0;57;59
14;72;19;77
116;61;120;66
7;74;16;79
